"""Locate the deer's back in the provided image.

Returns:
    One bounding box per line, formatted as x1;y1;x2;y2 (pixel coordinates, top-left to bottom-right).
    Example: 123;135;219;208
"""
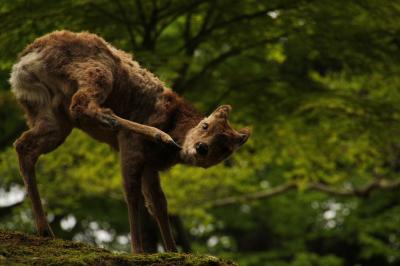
10;31;165;121
10;31;169;148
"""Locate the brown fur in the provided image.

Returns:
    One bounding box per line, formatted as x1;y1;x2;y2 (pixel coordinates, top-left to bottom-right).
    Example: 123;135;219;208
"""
10;31;250;253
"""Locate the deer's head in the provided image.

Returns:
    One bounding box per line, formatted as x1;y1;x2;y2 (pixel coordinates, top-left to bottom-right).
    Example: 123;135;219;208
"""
180;105;250;168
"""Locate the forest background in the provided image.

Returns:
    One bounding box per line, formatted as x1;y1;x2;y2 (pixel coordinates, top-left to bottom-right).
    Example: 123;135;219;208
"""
1;1;400;265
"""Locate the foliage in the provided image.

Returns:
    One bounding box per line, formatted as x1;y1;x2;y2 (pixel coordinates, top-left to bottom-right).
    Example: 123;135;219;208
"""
0;0;400;265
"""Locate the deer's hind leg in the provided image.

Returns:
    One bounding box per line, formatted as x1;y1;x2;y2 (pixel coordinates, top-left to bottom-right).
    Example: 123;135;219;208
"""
14;107;72;237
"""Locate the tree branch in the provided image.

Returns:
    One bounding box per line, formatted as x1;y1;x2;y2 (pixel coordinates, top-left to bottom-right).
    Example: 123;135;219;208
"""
89;3;125;24
310;179;400;197
113;0;137;51
184;8;271;51
154;0;211;41
134;0;147;26
176;37;279;92
171;12;196;92
211;182;297;207
209;179;400;207
206;77;271;113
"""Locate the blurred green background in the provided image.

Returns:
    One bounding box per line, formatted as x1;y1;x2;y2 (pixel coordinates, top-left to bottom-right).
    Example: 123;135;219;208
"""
1;0;400;265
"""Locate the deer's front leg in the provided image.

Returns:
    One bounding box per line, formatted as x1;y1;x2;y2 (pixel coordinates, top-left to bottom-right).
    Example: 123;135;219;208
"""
142;167;177;252
68;64;180;150
119;131;145;253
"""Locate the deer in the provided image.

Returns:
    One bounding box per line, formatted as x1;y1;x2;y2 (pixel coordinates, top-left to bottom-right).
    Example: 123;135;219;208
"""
9;31;250;253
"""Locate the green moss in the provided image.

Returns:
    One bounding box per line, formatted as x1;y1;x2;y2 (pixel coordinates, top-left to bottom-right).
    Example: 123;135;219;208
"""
0;230;236;266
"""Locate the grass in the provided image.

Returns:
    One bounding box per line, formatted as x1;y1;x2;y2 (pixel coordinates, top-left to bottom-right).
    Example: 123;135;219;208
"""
0;230;237;266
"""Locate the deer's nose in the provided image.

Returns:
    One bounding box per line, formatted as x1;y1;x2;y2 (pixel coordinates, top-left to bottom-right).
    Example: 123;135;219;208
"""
195;142;209;156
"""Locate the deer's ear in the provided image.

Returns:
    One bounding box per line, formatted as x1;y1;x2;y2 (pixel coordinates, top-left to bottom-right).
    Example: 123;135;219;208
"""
211;105;232;119
235;127;251;146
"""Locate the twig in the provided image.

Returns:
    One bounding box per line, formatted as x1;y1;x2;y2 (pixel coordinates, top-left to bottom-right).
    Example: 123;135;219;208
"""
209;179;400;207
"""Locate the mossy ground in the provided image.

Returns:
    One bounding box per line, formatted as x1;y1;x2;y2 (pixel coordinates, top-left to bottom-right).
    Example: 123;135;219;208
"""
0;230;236;266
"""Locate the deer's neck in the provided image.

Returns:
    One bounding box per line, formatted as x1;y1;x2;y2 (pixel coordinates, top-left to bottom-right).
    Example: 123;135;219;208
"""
139;89;203;170
167;94;204;146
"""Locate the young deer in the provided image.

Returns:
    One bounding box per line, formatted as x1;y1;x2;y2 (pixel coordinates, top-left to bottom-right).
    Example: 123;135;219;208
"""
9;31;250;253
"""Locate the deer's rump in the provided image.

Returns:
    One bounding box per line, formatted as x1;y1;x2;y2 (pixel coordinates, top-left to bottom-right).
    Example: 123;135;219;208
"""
10;50;68;107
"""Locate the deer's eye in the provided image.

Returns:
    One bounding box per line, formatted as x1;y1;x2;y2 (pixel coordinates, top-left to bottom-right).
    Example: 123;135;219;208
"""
201;123;209;130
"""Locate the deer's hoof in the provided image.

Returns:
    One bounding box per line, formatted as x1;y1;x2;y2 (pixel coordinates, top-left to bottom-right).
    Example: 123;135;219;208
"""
38;226;55;238
167;139;182;150
155;132;181;150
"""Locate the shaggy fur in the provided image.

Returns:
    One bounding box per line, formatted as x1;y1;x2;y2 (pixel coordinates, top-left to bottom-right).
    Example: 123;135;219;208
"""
10;31;250;253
